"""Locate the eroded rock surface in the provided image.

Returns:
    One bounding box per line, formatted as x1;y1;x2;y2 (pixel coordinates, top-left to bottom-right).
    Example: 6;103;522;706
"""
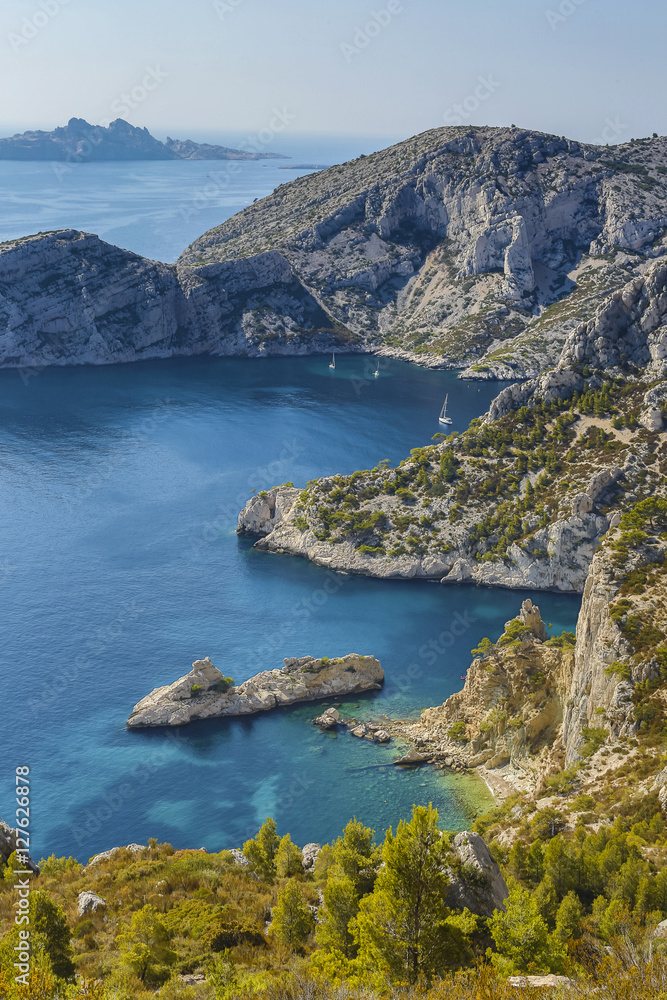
128;654;384;728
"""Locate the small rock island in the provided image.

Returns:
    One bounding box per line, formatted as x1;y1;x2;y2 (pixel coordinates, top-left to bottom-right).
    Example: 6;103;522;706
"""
127;654;384;728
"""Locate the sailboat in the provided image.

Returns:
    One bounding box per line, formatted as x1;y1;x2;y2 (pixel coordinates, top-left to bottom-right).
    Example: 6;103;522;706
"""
373;359;380;378
329;352;336;370
438;394;453;426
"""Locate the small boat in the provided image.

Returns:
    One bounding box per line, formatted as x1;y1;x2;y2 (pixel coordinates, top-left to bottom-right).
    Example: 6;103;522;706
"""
329;352;336;370
439;394;453;425
373;360;380;378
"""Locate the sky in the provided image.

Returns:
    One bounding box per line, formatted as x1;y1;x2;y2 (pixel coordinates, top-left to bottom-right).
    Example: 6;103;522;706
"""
0;0;666;147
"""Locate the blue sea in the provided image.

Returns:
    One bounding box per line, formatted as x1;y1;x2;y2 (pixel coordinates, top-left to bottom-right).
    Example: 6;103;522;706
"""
0;137;582;863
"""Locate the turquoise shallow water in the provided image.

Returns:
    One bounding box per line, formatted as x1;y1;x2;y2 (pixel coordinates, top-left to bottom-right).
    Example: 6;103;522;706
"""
0;355;581;861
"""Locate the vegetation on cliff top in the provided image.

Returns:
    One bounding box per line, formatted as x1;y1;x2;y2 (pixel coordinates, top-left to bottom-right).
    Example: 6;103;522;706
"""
282;373;666;575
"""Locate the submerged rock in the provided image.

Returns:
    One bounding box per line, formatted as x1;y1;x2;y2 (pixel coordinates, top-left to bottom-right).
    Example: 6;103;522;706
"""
128;654;383;728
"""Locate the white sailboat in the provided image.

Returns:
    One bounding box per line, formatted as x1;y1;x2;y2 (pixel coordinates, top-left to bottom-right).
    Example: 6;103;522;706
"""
329;352;336;369
438;394;453;425
373;359;380;377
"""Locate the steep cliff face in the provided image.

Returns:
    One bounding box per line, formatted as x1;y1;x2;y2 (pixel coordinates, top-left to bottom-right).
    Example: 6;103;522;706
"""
559;258;667;376
0;232;341;368
2;127;667;372
183;126;667;375
560;550;630;763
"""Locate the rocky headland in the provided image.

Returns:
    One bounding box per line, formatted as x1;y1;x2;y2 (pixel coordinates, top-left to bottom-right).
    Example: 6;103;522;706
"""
2;125;667;372
127;653;384;728
0;118;285;161
237;257;667;595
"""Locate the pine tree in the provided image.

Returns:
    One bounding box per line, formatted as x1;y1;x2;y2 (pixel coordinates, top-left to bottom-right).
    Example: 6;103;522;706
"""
243;817;280;883
116;904;176;984
331;817;380;896
316;872;359;957
271;879;313;950
275;834;303;878
355;803;452;982
490;883;565;975
554;891;583;942
32;891;75;981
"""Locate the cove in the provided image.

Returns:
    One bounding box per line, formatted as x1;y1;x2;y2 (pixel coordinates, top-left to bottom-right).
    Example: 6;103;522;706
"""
0;354;581;861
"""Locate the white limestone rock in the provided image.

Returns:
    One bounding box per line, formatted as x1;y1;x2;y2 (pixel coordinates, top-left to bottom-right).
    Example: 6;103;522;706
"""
312;707;340;729
128;654;384;728
444;831;508;917
77;891;106;916
301;843;321;872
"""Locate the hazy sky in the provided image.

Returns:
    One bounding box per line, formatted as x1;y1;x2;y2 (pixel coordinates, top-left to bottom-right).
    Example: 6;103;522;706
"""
1;0;665;146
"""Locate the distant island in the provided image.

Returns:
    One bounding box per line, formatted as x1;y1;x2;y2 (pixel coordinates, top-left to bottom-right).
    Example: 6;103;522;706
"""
0;117;287;161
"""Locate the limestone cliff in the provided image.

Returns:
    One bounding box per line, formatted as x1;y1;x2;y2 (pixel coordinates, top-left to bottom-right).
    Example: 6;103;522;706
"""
395;600;574;791
390;509;667;804
3;126;667;372
127;654;384;728
0;231;341;368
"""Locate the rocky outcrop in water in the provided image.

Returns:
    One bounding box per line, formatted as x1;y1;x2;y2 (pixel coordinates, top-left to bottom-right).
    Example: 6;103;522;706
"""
0;118;284;161
127;654;384;728
2;127;667;373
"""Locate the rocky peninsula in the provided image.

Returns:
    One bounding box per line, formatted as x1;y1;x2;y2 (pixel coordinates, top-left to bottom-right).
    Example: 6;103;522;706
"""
127;654;384;728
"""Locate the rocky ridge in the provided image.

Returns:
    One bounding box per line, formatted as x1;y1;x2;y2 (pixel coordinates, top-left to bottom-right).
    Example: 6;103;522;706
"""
127;654;384;728
2;126;667;372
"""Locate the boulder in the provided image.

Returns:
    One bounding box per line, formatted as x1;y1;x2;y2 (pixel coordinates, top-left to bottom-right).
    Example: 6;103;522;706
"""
373;729;391;743
312;707;340;729
0;820;17;863
301;843;321;872
508;975;574;989
393;748;430;765
349;725;368;738
444;831;508;917
77;891;106;916
128;654;384;728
